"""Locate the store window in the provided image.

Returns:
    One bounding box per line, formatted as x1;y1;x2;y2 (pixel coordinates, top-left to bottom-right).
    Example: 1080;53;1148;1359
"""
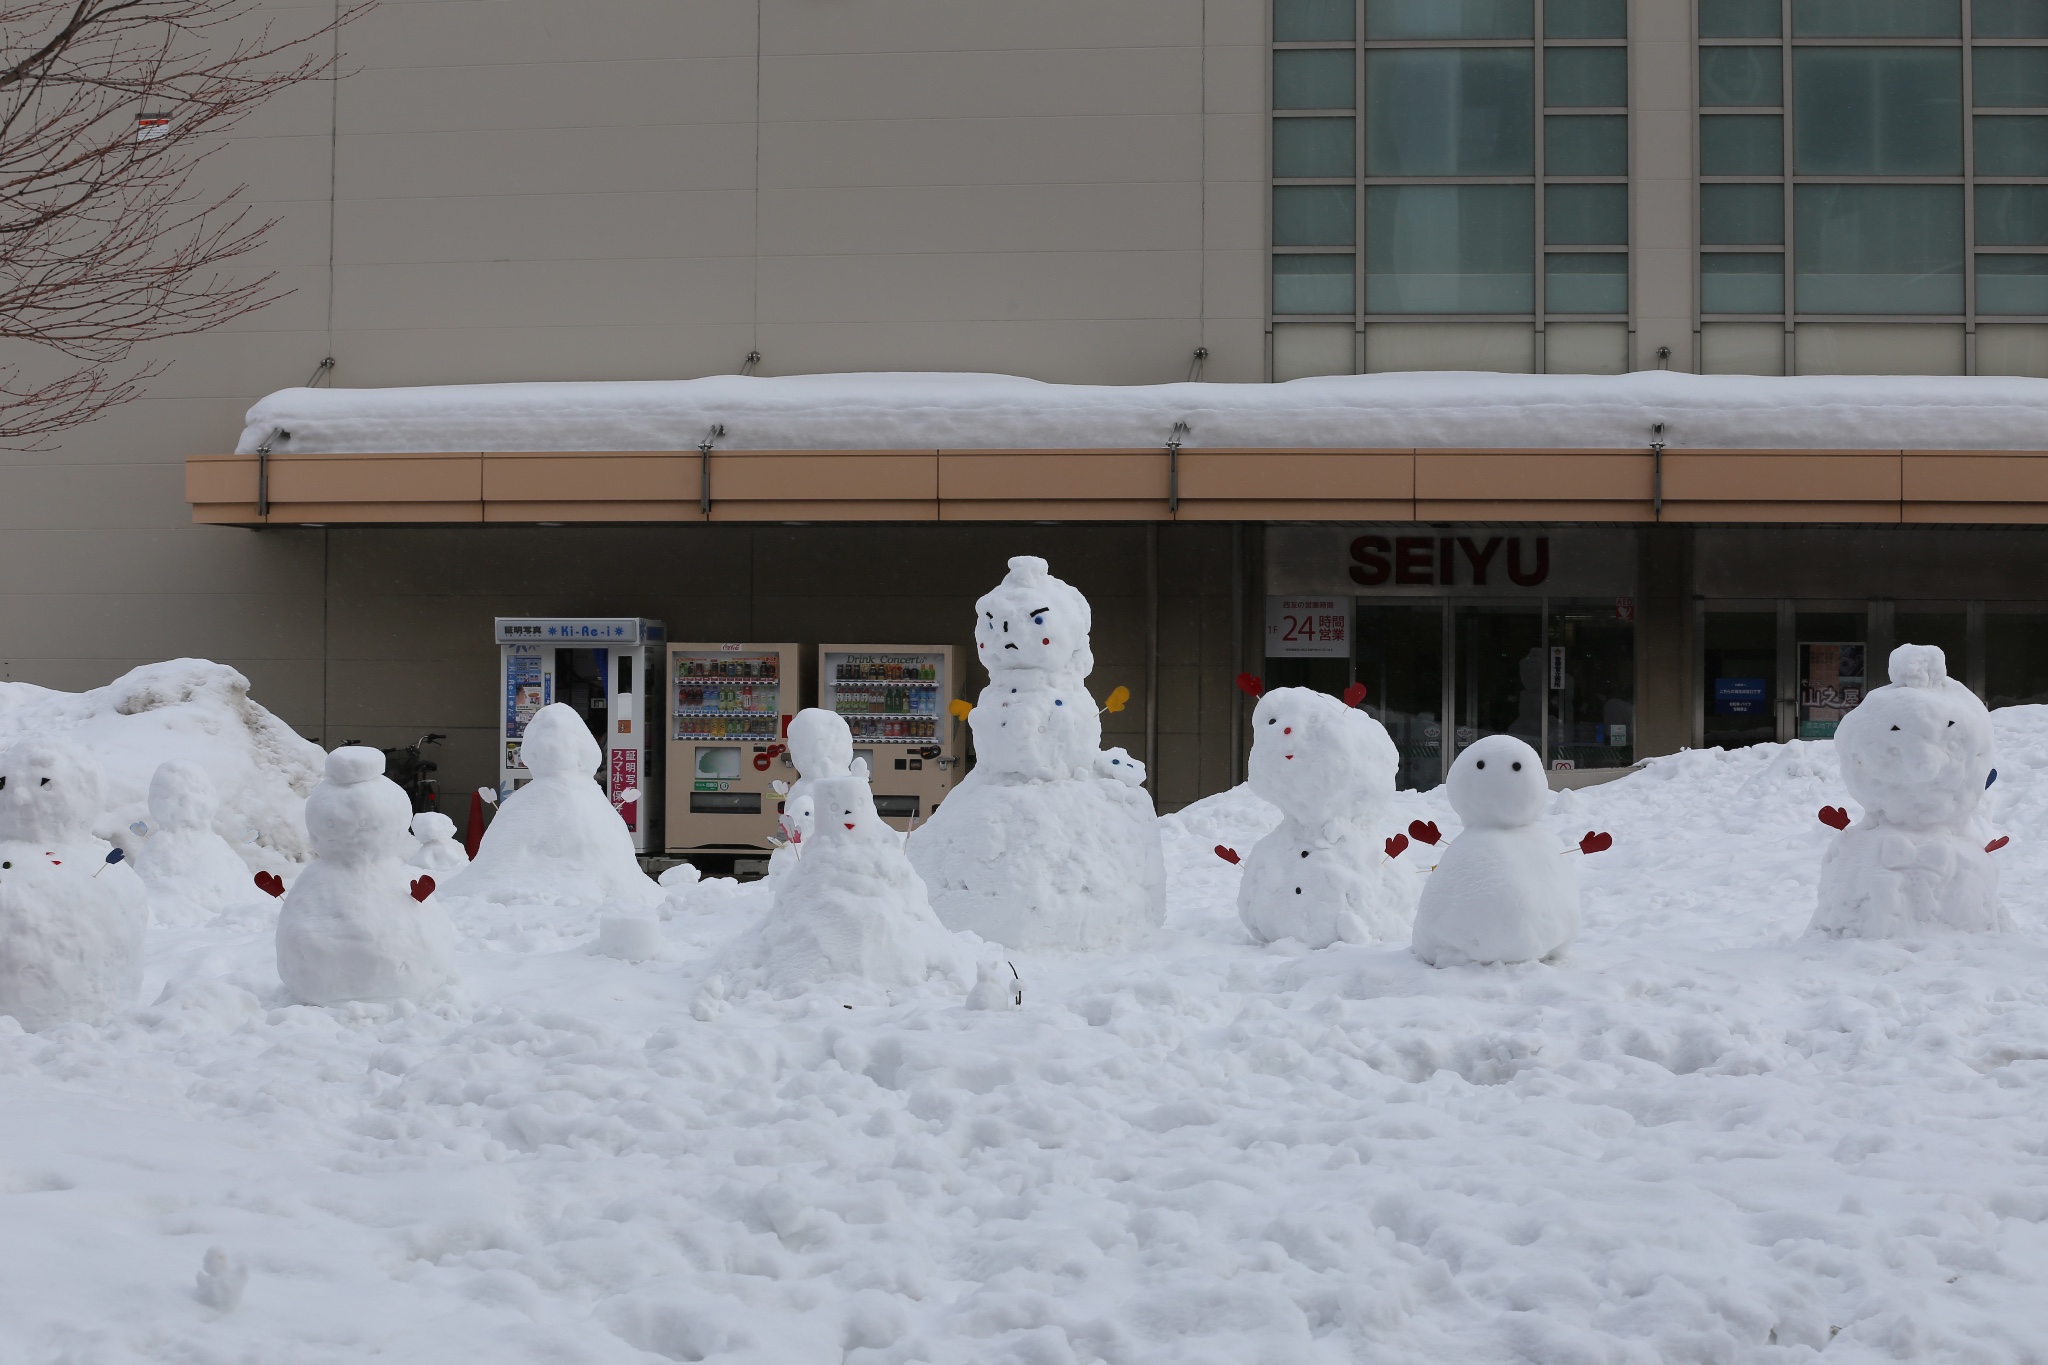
1704;611;1778;747
1795;610;1867;738
1985;609;2048;705
1357;601;1446;789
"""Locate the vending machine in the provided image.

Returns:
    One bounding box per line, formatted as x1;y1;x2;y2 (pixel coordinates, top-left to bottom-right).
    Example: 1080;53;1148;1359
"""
665;641;801;853
496;617;666;852
817;644;963;831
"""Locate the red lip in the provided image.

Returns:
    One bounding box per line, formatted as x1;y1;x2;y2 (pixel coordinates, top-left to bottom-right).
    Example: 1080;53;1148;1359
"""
844;822;855;829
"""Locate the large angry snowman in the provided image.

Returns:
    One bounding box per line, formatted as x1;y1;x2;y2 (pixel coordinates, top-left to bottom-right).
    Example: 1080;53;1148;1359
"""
1809;643;2008;937
907;555;1165;949
1410;734;1580;967
276;746;456;1005
0;738;149;1030
1237;687;1415;947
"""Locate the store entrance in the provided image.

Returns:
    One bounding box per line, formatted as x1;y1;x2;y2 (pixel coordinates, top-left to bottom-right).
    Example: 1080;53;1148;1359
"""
555;647;610;751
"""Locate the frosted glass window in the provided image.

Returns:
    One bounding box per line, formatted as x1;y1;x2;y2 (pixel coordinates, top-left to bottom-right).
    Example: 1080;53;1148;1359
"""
1365;50;1534;174
1978;254;2048;312
1274;186;1358;244
1546;184;1629;242
1546;47;1628;106
1274;118;1357;176
1976;115;2048;174
1795;184;1964;312
1978;184;2048;243
1701;47;1783;105
1701;114;1784;173
1546;0;1627;37
1274;254;1356;313
1793;0;1959;35
1366;0;1532;37
1546;253;1627;310
1794;49;1961;174
1365;185;1535;312
1546;115;1628;174
1275;50;1356;108
1702;253;1787;311
1701;0;1782;35
1702;183;1786;242
1275;0;1355;40
1975;0;2048;36
1975;48;2048;107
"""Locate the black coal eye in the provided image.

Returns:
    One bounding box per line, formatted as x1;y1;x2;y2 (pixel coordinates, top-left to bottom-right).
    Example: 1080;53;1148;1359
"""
1266;718;1275;724
1476;760;1485;769
1300;850;1309;858
1948;720;1955;727
1892;725;1900;731
38;777;48;786
1512;761;1522;771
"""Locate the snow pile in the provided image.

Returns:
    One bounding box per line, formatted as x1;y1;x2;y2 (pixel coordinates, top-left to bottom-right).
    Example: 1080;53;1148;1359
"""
130;761;268;929
240;370;2048;454
1236;686;1416;947
909;555;1165;949
0;659;320;862
0;739;148;1030
405;812;470;874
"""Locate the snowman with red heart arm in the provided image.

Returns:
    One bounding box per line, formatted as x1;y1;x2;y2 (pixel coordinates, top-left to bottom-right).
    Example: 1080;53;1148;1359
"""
1237;687;1416;948
1810;643;2009;938
275;746;456;1005
767;707;855;877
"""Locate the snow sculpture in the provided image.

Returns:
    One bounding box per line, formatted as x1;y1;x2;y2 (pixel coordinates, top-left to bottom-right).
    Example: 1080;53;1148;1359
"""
726;768;969;994
907;555;1166;949
441;704;661;914
1237;688;1415;948
769;708;855;875
1411;734;1579;966
1810;643;2009;937
132;760;259;927
276;746;456;1005
0;739;149;1030
406;812;470;873
1093;746;1147;788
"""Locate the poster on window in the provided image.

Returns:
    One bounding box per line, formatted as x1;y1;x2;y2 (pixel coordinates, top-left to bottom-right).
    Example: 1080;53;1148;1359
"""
1266;596;1350;658
1798;642;1865;738
505;651;544;740
609;746;639;831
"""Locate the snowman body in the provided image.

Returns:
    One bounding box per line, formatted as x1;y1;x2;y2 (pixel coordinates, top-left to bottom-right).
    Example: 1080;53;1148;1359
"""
1811;644;2007;937
406;812;471;874
769;708;855;875
132;760;260;927
277;747;456;1005
730;770;969;994
1237;688;1414;947
442;704;661;914
1412;735;1578;966
0;740;149;1030
908;555;1166;950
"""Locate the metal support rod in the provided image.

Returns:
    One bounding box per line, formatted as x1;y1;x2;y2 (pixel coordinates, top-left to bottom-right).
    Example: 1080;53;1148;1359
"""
1145;522;1160;811
1186;347;1208;383
255;426;286;521
698;423;724;517
1166;420;1188;516
1650;422;1666;521
1230;520;1244;787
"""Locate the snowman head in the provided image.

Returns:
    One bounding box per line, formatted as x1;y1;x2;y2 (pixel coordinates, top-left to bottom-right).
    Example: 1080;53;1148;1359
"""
147;760;218;834
305;745;414;864
787;708;854;780
805;772;893;851
973;555;1093;679
410;811;457;844
519;703;601;780
1093;746;1147;787
1247;687;1400;823
0;738;105;844
1836;643;1992;828
1445;734;1547;830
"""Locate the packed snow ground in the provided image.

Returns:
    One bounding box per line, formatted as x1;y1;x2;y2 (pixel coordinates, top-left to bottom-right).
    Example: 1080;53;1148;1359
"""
7;717;2048;1361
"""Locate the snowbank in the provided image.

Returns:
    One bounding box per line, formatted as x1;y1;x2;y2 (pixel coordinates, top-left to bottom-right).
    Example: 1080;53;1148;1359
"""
239;369;2048;455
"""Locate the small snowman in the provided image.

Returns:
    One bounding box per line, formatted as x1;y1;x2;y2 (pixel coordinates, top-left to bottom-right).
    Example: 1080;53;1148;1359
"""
1411;734;1579;967
0;739;149;1030
726;765;969;996
276;746;456;1006
1237;688;1415;948
406;812;470;873
1810;643;2008;938
768;708;855;876
132;760;260;927
1093;746;1147;788
441;704;661;916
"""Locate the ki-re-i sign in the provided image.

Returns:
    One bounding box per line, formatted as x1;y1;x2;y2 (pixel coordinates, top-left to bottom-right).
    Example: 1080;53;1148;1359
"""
1264;526;1637;598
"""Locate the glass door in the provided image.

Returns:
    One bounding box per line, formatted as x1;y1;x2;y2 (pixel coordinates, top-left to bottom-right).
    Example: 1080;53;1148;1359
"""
1548;600;1635;769
1454;602;1545;753
1357;601;1446;790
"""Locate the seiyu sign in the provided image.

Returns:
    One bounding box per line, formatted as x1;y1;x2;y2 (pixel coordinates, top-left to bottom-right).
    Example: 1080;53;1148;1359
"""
1266;525;1637;597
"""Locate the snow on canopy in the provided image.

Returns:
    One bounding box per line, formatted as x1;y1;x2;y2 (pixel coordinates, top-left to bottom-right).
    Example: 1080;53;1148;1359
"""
238;370;2048;455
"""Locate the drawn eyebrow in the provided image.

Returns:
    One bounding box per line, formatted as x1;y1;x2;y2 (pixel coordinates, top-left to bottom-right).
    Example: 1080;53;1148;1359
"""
1031;606;1050;613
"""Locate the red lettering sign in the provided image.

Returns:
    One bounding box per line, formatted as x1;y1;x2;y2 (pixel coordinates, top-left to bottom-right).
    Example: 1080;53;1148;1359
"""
1348;535;1391;586
1394;536;1433;585
1506;536;1550;586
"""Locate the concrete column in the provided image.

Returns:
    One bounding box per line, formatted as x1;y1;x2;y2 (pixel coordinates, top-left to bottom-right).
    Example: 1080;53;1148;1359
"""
1632;0;1694;372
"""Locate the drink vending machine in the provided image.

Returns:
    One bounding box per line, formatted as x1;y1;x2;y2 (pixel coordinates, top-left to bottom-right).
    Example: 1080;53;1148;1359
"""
817;643;962;831
664;641;801;853
496;617;665;853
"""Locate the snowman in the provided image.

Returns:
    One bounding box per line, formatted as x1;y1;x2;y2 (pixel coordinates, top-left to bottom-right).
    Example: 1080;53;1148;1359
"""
1411;734;1579;967
0;739;149;1030
131;760;264;927
441;703;661;916
907;555;1166;950
725;765;969;995
768;707;855;875
406;812;471;873
1237;687;1415;948
1810;643;2008;937
276;746;456;1005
